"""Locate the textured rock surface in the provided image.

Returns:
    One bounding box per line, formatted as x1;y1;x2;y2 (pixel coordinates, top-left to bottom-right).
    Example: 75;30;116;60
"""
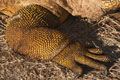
57;0;120;20
56;0;104;20
0;0;119;20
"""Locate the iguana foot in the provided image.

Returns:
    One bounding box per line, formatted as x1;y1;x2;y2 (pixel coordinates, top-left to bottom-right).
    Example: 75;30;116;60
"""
53;42;109;74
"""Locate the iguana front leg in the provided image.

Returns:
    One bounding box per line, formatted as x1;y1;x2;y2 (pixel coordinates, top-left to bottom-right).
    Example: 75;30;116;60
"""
53;42;109;74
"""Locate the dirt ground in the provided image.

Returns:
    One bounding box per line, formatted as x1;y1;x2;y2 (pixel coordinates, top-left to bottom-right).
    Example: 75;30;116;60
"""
0;9;120;80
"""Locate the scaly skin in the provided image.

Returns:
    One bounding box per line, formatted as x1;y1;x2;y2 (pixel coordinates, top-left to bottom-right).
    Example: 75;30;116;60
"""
5;5;109;75
101;0;120;11
6;5;69;60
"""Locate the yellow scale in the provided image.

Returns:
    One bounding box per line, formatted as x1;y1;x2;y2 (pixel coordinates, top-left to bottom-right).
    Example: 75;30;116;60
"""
102;0;120;11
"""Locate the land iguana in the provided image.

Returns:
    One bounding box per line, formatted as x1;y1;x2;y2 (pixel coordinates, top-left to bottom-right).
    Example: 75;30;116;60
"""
0;0;120;75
